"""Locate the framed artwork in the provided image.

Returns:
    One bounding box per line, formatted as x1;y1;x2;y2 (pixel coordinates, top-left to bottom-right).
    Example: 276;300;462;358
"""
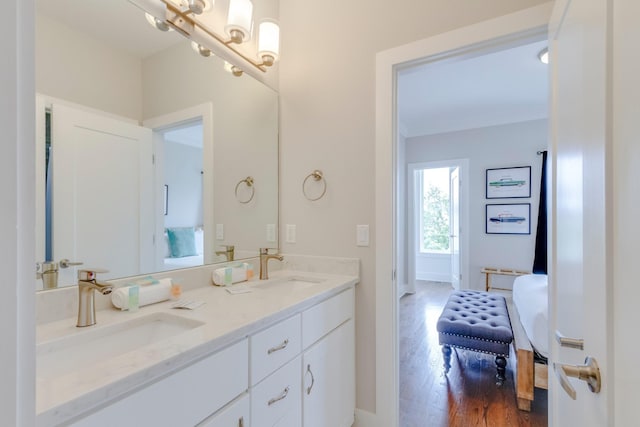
486;203;531;235
164;185;168;216
486;166;531;199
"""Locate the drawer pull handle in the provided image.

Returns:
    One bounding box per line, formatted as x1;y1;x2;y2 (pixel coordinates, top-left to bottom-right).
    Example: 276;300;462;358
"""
268;386;290;406
306;364;315;395
238;416;244;427
267;338;289;354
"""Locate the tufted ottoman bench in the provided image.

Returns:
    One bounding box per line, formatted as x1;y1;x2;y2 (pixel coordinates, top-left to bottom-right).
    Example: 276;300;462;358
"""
436;290;513;385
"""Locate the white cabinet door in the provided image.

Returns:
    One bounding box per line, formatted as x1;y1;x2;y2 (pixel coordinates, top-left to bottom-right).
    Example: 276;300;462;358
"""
302;319;355;427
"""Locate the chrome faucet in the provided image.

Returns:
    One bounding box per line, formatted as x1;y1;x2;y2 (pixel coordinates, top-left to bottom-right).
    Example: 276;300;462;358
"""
215;245;235;261
77;269;113;327
36;262;59;290
259;248;284;280
36;258;83;289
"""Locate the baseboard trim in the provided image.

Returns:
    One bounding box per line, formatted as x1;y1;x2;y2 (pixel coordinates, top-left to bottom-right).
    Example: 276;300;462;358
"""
354;408;377;427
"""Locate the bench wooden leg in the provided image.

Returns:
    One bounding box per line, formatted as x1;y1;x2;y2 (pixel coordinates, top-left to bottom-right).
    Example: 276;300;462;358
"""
495;356;507;386
442;345;452;373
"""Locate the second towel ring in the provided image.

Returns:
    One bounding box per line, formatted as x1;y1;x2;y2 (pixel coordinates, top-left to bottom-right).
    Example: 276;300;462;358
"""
235;176;255;204
303;170;327;201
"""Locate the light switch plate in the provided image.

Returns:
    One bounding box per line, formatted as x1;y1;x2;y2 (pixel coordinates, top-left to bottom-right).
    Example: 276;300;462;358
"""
216;224;224;240
356;224;369;247
266;224;276;242
286;224;296;243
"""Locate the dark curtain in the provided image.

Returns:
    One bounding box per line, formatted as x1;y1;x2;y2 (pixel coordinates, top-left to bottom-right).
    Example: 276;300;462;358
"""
532;151;547;274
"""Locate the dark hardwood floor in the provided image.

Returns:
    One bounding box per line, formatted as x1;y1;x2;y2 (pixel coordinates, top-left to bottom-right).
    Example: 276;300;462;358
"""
399;281;548;427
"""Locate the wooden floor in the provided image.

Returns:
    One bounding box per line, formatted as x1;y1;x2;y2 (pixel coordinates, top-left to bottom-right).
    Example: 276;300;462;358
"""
399;281;548;427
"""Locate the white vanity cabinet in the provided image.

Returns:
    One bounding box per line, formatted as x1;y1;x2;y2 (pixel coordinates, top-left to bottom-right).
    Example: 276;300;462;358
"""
249;287;355;427
56;284;355;427
302;288;355;427
70;339;249;427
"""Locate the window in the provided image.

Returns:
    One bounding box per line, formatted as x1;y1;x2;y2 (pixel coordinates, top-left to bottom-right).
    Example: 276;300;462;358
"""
420;167;450;253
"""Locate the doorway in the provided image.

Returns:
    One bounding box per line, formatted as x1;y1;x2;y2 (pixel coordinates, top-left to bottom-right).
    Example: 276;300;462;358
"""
405;160;468;296
375;6;551;426
143;103;214;270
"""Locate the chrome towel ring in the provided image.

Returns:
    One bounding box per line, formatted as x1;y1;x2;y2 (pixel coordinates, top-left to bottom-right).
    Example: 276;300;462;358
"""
235;176;255;204
303;170;327;201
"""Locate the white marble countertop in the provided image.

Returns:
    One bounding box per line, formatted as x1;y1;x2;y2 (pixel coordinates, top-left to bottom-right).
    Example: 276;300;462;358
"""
36;269;358;426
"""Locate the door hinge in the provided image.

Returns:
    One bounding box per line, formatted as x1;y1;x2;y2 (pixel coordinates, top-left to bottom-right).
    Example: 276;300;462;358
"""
392;269;397;281
152;154;155;165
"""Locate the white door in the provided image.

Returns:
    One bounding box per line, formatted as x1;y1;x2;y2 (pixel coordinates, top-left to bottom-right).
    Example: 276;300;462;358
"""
449;167;460;290
50;103;154;285
302;320;355;427
549;0;609;424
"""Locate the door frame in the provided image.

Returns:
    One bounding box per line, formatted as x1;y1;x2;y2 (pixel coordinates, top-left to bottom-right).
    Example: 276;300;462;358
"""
374;4;552;426
143;103;214;269
406;159;469;292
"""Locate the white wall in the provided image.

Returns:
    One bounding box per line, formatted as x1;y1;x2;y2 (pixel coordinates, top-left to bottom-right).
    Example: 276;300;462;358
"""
278;0;551;413
1;1;35;425
163;141;203;228
35;13;142;121
142;41;279;254
416;252;451;282
405;119;547;290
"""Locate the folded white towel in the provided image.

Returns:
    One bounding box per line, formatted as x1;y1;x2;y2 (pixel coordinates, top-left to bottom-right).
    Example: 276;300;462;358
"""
212;263;252;286
111;278;172;310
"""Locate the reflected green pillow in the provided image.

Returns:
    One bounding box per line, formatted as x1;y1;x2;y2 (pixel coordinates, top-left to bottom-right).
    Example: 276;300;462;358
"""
166;227;197;258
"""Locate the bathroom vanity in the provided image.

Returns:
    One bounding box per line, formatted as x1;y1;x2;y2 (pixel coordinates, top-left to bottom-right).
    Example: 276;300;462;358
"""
36;264;358;427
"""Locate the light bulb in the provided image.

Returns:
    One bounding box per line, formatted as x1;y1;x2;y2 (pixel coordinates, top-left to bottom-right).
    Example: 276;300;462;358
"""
258;20;280;66
145;12;170;32
191;41;212;57
225;0;253;43
538;47;549;65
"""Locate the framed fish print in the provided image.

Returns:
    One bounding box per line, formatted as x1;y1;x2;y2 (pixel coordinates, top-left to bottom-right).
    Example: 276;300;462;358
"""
486;166;531;199
486;203;531;235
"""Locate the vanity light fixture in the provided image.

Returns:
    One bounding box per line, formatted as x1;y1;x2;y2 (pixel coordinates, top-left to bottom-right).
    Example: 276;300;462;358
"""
145;0;280;76
225;0;253;44
538;47;549;64
224;61;244;76
145;12;171;32
191;40;213;57
187;0;208;15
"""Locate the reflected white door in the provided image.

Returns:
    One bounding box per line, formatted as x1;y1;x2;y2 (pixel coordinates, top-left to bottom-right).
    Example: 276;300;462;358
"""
449;167;460;290
51;103;154;286
549;0;609;424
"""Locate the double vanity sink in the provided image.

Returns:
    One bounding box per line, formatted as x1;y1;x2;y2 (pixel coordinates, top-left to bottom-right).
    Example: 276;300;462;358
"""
36;269;358;426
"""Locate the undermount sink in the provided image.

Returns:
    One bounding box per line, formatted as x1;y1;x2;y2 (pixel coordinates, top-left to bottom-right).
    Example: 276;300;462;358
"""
253;275;327;291
37;312;204;380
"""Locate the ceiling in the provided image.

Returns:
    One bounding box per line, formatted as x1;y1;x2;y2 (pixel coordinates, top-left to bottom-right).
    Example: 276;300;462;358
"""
398;40;549;138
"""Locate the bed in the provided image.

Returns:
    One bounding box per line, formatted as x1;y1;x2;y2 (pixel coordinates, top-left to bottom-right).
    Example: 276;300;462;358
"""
508;273;549;411
161;226;204;271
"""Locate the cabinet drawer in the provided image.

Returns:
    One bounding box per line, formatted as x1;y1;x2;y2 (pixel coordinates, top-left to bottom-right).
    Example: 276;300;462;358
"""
71;339;249;427
251;356;301;427
197;393;250;427
302;288;354;349
250;314;301;385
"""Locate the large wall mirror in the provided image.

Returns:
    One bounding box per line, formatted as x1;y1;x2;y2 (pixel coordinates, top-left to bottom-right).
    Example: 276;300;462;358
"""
35;0;279;290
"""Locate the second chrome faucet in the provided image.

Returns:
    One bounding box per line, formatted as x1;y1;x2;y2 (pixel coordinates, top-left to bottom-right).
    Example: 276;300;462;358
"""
259;248;283;280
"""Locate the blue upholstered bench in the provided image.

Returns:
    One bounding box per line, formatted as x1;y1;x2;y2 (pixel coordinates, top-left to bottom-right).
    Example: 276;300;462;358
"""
436;290;513;385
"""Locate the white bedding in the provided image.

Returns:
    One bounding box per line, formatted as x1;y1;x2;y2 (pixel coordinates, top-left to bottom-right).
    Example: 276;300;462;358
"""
162;254;203;271
512;274;549;358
